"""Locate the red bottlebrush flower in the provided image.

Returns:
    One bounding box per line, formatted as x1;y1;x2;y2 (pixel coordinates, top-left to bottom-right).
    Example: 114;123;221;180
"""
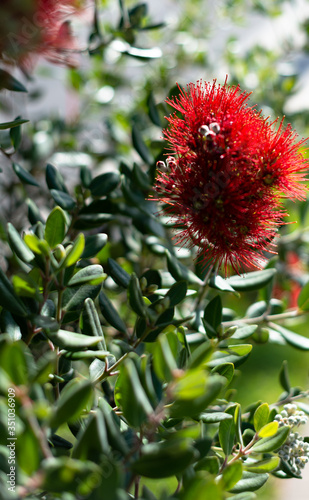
154;80;308;275
0;0;91;69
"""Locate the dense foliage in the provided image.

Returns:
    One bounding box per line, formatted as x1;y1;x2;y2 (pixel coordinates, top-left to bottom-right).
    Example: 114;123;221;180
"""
1;1;309;499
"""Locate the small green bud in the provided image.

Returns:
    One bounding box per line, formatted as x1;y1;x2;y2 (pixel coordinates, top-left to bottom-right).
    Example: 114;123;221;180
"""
54;244;66;262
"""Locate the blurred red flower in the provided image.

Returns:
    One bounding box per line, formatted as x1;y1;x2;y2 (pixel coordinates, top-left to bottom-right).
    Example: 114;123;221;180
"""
154;80;308;274
0;0;90;69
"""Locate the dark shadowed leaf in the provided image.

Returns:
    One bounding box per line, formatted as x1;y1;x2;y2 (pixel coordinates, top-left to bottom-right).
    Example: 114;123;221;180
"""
62;283;102;313
0;267;28;317
99;291;127;334
131;438;198;478
0;118;29;129
46;329;104;351
82;233;108;259
13;162;39;186
114;358;153;427
49;379;93;429
147;91;162;127
0;69;27;92
89;172;120;197
50;189;76;211
166;250;203;285
7;223;35;263
108;258;131;288
46;163;69;193
128;273;147;317
132;123;154;165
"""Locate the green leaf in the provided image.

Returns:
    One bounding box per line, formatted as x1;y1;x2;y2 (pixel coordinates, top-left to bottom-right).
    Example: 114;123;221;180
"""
229;471;269;493
209;274;238;295
12;162;39;186
50;189;76;211
81;297;106;351
0;69;27;92
244;456;280;474
114;358;153;427
0;341;29;384
99;291;127;334
89;172;120;197
41;457;100;495
46;163;68;193
26;198;45;224
17;425;40;474
0;118;29;130
212;362;234;385
80;165;92;188
12;272;40;299
132;162;151;190
170;372;224;418
63;350;109;360
31;350;57;384
226;269;277;292
166;280;187;306
203;296;222;338
219;410;236;456
188;341;214;370
251;425;289;453
229;493;257;500
199;412;233;423
82;233;108;259
231;325;258;340
272;324;309;350
68;265;106;286
72;412;110;460
181;476;223;500
220;460;243;490
128;273;147;317
98;398;129;456
62;283;102;314
7;223;35;263
45;207;66;248
279;360;291;392
165;250;203;285
221;344;252;356
24;233;50;256
297;280;309;311
60;233;85;268
0;267;28;317
108;258;131;288
45;329;104;351
258;421;279;438
147;91;162;127
254;403;270;432
153;333;178;382
131;438;198;478
132;123;154;165
10;119;22;150
49;379;93;429
208;349;251;369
